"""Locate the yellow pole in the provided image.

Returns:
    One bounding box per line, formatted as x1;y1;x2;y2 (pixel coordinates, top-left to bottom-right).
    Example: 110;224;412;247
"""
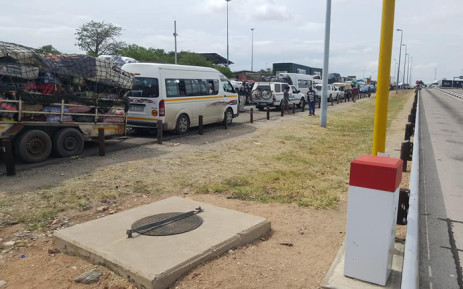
372;0;396;155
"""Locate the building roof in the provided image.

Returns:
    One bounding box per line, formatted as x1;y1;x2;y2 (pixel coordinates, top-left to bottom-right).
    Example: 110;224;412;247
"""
199;53;233;65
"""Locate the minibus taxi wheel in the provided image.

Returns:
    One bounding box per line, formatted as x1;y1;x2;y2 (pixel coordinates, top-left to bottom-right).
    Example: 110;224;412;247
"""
224;108;233;126
175;114;190;135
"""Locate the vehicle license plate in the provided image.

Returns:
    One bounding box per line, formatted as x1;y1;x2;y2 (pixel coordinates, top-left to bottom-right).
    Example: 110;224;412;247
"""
129;105;145;112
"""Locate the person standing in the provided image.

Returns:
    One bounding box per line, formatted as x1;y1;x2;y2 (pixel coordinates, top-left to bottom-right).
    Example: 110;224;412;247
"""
283;86;291;114
307;86;316;116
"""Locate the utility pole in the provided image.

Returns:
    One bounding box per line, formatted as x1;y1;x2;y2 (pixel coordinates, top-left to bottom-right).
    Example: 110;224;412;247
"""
251;28;254;71
173;20;178;64
226;0;231;67
320;0;332;128
402;44;407;86
395;29;403;93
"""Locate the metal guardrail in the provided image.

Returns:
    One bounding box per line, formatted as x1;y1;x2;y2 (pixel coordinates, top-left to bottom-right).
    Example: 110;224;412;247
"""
401;91;420;289
435;87;463;100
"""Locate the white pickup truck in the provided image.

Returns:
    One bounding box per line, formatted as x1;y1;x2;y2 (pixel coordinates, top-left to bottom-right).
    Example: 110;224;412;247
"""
252;82;306;111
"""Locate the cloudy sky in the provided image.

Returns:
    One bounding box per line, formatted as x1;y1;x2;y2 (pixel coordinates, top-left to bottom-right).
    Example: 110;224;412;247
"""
1;0;462;83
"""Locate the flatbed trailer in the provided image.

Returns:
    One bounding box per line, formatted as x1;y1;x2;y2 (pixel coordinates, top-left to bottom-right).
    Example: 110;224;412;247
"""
1;98;126;163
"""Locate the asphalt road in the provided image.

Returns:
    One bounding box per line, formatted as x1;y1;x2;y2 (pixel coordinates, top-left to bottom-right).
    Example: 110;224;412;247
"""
419;88;463;289
0;103;313;175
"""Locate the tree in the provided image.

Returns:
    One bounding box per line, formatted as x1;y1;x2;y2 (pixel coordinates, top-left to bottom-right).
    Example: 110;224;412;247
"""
75;21;126;56
178;52;213;67
119;44;173;63
35;45;61;55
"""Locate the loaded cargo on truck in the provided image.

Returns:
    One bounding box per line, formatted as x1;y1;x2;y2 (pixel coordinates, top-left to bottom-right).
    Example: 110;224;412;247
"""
0;41;132;163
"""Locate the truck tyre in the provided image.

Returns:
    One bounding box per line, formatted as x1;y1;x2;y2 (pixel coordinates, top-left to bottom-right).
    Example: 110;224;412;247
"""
53;128;85;157
223;108;233;126
175;114;190;135
15;129;52;163
298;97;306;108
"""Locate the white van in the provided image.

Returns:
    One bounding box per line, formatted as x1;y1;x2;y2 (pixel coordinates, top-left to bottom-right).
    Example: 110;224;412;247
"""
278;73;321;95
122;63;238;134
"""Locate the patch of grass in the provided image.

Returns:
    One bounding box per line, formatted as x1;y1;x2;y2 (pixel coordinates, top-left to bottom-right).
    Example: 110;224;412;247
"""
198;94;409;209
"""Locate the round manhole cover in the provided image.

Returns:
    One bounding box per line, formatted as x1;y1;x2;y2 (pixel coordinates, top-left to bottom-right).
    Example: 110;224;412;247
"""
130;212;203;236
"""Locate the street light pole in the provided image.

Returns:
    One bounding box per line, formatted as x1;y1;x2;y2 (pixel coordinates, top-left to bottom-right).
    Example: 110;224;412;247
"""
251;28;254;71
395;29;403;93
408;56;413;84
173;20;178;64
226;0;231;67
320;0;332;128
402;44;407;87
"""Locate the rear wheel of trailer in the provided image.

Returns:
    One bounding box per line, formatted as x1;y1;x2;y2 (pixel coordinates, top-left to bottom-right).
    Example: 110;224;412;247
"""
15;129;52;163
52;127;85;157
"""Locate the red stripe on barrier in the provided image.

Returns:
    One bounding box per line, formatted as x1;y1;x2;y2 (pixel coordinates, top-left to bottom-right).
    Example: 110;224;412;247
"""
349;155;403;192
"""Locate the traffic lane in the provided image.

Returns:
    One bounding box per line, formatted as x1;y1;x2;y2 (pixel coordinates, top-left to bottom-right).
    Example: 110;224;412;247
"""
419;88;463;289
0;104;312;175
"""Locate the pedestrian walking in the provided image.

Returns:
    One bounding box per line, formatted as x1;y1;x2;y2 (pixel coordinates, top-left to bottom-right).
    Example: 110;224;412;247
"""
307;86;316;116
283;86;291;114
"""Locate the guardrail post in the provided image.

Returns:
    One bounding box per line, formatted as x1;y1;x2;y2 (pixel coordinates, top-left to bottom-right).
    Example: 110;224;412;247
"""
98;128;105;156
1;138;16;176
224;111;228;130
281;106;284;117
266;106;270;120
292;103;295;114
400;140;413;172
157;120;163;143
404;122;412;141
301;101;305;112
250;108;253;123
198;115;203;135
397;188;410;225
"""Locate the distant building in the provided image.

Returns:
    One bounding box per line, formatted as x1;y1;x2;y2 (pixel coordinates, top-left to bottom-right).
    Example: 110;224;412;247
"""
272;63;322;77
199;53;233;66
438;79;463;88
233;70;270;81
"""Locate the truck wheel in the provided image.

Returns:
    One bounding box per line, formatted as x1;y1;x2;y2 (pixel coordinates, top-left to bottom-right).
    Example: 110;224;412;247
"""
297;98;305;108
175;114;190;134
223;108;233;126
15;129;52;163
53;128;84;157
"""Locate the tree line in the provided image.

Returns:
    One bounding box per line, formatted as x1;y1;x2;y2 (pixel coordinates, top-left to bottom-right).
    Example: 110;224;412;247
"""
36;20;234;78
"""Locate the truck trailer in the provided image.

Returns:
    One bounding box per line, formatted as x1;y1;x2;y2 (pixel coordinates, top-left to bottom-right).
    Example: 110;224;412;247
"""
0;42;132;163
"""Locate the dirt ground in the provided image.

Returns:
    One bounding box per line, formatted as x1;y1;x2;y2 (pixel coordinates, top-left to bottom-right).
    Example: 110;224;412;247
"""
0;93;414;289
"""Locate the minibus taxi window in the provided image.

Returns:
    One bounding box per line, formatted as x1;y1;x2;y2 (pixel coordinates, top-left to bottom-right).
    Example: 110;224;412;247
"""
127;77;159;98
222;81;235;93
208;80;219;95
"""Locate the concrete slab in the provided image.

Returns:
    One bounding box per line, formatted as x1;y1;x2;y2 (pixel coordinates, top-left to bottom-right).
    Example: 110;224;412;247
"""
53;197;271;289
322;241;404;289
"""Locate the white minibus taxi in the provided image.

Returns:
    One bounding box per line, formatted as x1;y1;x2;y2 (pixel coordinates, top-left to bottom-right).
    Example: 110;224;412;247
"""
122;63;239;134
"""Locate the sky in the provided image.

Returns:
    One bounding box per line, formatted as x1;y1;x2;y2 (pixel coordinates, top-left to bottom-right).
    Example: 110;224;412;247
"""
1;0;462;84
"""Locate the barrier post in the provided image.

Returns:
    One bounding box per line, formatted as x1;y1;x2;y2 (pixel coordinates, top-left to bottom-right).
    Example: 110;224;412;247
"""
98;128;105;156
292;103;295;114
224;111;228;130
344;155;403;285
157;120;163;144
1;138;16;176
250;108;253;123
266;106;270;120
198;115;203;135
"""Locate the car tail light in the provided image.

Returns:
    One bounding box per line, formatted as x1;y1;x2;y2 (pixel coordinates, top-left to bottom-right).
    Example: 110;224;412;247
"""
159;99;165;116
